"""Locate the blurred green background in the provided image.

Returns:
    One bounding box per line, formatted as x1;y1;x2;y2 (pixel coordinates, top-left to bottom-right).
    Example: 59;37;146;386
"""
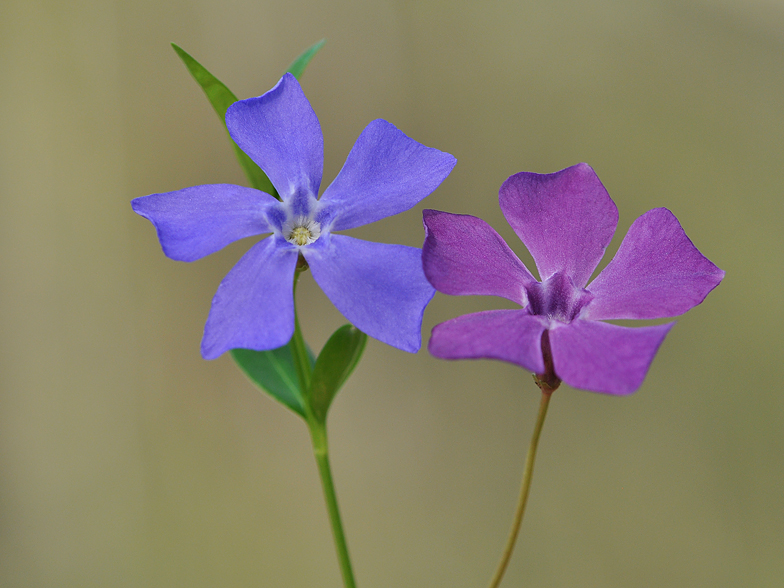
1;0;782;586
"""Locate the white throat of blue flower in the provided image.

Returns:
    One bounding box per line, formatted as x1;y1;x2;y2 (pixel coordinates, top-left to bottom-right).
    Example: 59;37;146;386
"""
283;216;322;246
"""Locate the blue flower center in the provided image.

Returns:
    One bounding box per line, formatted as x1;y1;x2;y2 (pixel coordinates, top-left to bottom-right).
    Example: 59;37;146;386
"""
526;272;593;323
267;195;326;247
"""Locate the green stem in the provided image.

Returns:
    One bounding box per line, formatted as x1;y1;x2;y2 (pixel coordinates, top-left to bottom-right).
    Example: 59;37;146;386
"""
290;268;311;393
487;389;553;588
288;262;357;588
308;420;358;588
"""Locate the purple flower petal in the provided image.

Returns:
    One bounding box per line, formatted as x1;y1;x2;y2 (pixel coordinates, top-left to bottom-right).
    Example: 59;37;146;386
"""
422;209;536;305
549;320;675;395
304;235;434;352
320;120;456;230
429;310;548;373
583;208;725;320
132;185;276;262
499;163;618;288
226;73;323;202
201;237;298;359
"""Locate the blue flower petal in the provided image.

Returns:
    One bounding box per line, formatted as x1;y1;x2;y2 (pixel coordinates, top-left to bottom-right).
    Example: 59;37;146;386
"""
132;184;276;262
226;73;323;205
201;236;298;359
320;120;456;230
304;235;434;352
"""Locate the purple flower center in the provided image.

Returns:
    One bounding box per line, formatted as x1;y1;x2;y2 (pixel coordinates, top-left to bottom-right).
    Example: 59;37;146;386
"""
525;272;593;324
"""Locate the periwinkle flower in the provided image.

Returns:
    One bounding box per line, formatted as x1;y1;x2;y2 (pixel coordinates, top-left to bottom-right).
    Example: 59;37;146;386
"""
422;163;724;395
133;73;456;359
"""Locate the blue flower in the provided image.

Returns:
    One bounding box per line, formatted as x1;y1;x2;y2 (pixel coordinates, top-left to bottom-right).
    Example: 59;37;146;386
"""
133;73;456;359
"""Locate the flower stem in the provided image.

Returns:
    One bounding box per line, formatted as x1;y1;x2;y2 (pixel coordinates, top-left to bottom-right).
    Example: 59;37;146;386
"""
290;266;311;393
308;419;358;588
289;263;357;588
487;388;553;588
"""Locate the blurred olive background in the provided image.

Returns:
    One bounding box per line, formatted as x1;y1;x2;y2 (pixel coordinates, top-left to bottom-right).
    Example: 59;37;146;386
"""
1;0;782;586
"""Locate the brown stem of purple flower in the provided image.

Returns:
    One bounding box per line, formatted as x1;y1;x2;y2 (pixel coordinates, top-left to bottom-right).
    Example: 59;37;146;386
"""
487;332;559;588
534;330;561;393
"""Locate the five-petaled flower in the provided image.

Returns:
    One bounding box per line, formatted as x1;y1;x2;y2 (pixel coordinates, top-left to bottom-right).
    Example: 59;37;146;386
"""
133;73;456;359
422;163;724;395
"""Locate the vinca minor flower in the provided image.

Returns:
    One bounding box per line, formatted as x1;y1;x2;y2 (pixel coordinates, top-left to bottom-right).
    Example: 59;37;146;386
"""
422;163;724;394
133;73;455;359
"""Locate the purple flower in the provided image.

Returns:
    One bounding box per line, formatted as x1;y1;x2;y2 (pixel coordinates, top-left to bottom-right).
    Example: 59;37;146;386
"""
133;73;456;359
422;163;724;395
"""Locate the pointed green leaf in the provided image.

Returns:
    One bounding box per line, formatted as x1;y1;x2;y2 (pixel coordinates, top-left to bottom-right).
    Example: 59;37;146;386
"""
171;43;238;116
308;325;367;423
171;43;276;196
286;39;326;79
231;344;315;418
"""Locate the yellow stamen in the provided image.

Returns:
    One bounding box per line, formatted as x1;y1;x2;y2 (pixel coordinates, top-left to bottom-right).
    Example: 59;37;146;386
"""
290;226;313;246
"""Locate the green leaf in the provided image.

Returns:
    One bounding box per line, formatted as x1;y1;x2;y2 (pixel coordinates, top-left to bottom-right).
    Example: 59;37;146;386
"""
286;39;326;79
231;345;315;418
308;325;367;423
171;43;276;196
171;39;325;194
